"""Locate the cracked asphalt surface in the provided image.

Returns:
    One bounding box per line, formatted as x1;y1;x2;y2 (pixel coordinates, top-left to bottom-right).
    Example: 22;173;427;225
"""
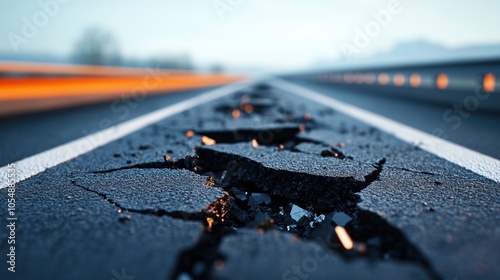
1;82;499;280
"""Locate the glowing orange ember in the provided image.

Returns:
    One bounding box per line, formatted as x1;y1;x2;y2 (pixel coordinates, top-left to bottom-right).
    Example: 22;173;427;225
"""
378;73;390;85
483;73;495;93
232;109;241;119
242;104;254;113
186;130;194;138
436;73;449;89
164;155;171;161
335;226;354;250
393;74;405;86
252;139;259;148
409;73;421;88
202;136;216;146
206;217;214;231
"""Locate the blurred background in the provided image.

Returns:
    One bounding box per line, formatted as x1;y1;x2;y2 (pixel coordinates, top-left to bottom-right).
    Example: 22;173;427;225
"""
1;0;499;161
1;0;499;73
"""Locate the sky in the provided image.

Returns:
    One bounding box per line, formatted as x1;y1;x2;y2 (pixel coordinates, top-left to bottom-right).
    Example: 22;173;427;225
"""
1;0;500;72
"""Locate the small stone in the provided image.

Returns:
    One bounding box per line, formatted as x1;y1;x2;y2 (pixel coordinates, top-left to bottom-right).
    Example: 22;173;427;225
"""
287;225;297;231
331;212;352;227
119;215;132;223
290;204;311;222
251;193;271;205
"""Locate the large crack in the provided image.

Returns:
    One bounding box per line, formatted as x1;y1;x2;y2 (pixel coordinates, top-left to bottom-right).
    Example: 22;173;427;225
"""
168;142;440;279
85;83;441;279
196;143;377;212
170;195;240;280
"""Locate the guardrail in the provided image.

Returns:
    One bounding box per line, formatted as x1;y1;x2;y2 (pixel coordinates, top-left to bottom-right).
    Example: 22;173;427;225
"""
289;59;500;111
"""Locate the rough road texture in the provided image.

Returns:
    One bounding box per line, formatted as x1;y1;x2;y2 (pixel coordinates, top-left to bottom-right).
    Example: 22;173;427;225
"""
1;83;498;280
74;168;226;215
196;143;377;210
214;229;429;280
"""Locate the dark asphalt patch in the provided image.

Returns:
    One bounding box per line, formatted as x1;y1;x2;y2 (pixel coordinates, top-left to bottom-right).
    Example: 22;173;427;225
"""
0;166;202;280
358;166;500;279
73;168;227;216
1;83;499;280
213;229;429;280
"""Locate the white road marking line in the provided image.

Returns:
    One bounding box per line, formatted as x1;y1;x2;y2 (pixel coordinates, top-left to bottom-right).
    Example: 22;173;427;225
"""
271;79;500;183
0;80;253;189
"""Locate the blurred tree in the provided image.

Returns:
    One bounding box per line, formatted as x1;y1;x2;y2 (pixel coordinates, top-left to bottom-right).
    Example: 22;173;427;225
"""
72;27;121;66
210;63;224;73
148;53;193;70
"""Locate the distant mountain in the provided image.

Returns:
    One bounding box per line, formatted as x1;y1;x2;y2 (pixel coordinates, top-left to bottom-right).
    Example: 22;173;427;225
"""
367;40;500;64
311;40;500;71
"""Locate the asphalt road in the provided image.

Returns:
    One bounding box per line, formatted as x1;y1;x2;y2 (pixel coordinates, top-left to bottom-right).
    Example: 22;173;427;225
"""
0;82;498;280
285;79;500;159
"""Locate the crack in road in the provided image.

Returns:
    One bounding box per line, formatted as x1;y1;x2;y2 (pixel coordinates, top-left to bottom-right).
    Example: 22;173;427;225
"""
93;156;199;174
71;181;207;221
83;84;441;279
169;142;440;279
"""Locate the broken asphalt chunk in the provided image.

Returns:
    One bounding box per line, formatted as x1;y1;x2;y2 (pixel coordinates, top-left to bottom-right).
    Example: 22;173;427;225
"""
332;212;353;227
196;143;378;210
290;204;311;222
250;193;272;205
73;168;227;216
